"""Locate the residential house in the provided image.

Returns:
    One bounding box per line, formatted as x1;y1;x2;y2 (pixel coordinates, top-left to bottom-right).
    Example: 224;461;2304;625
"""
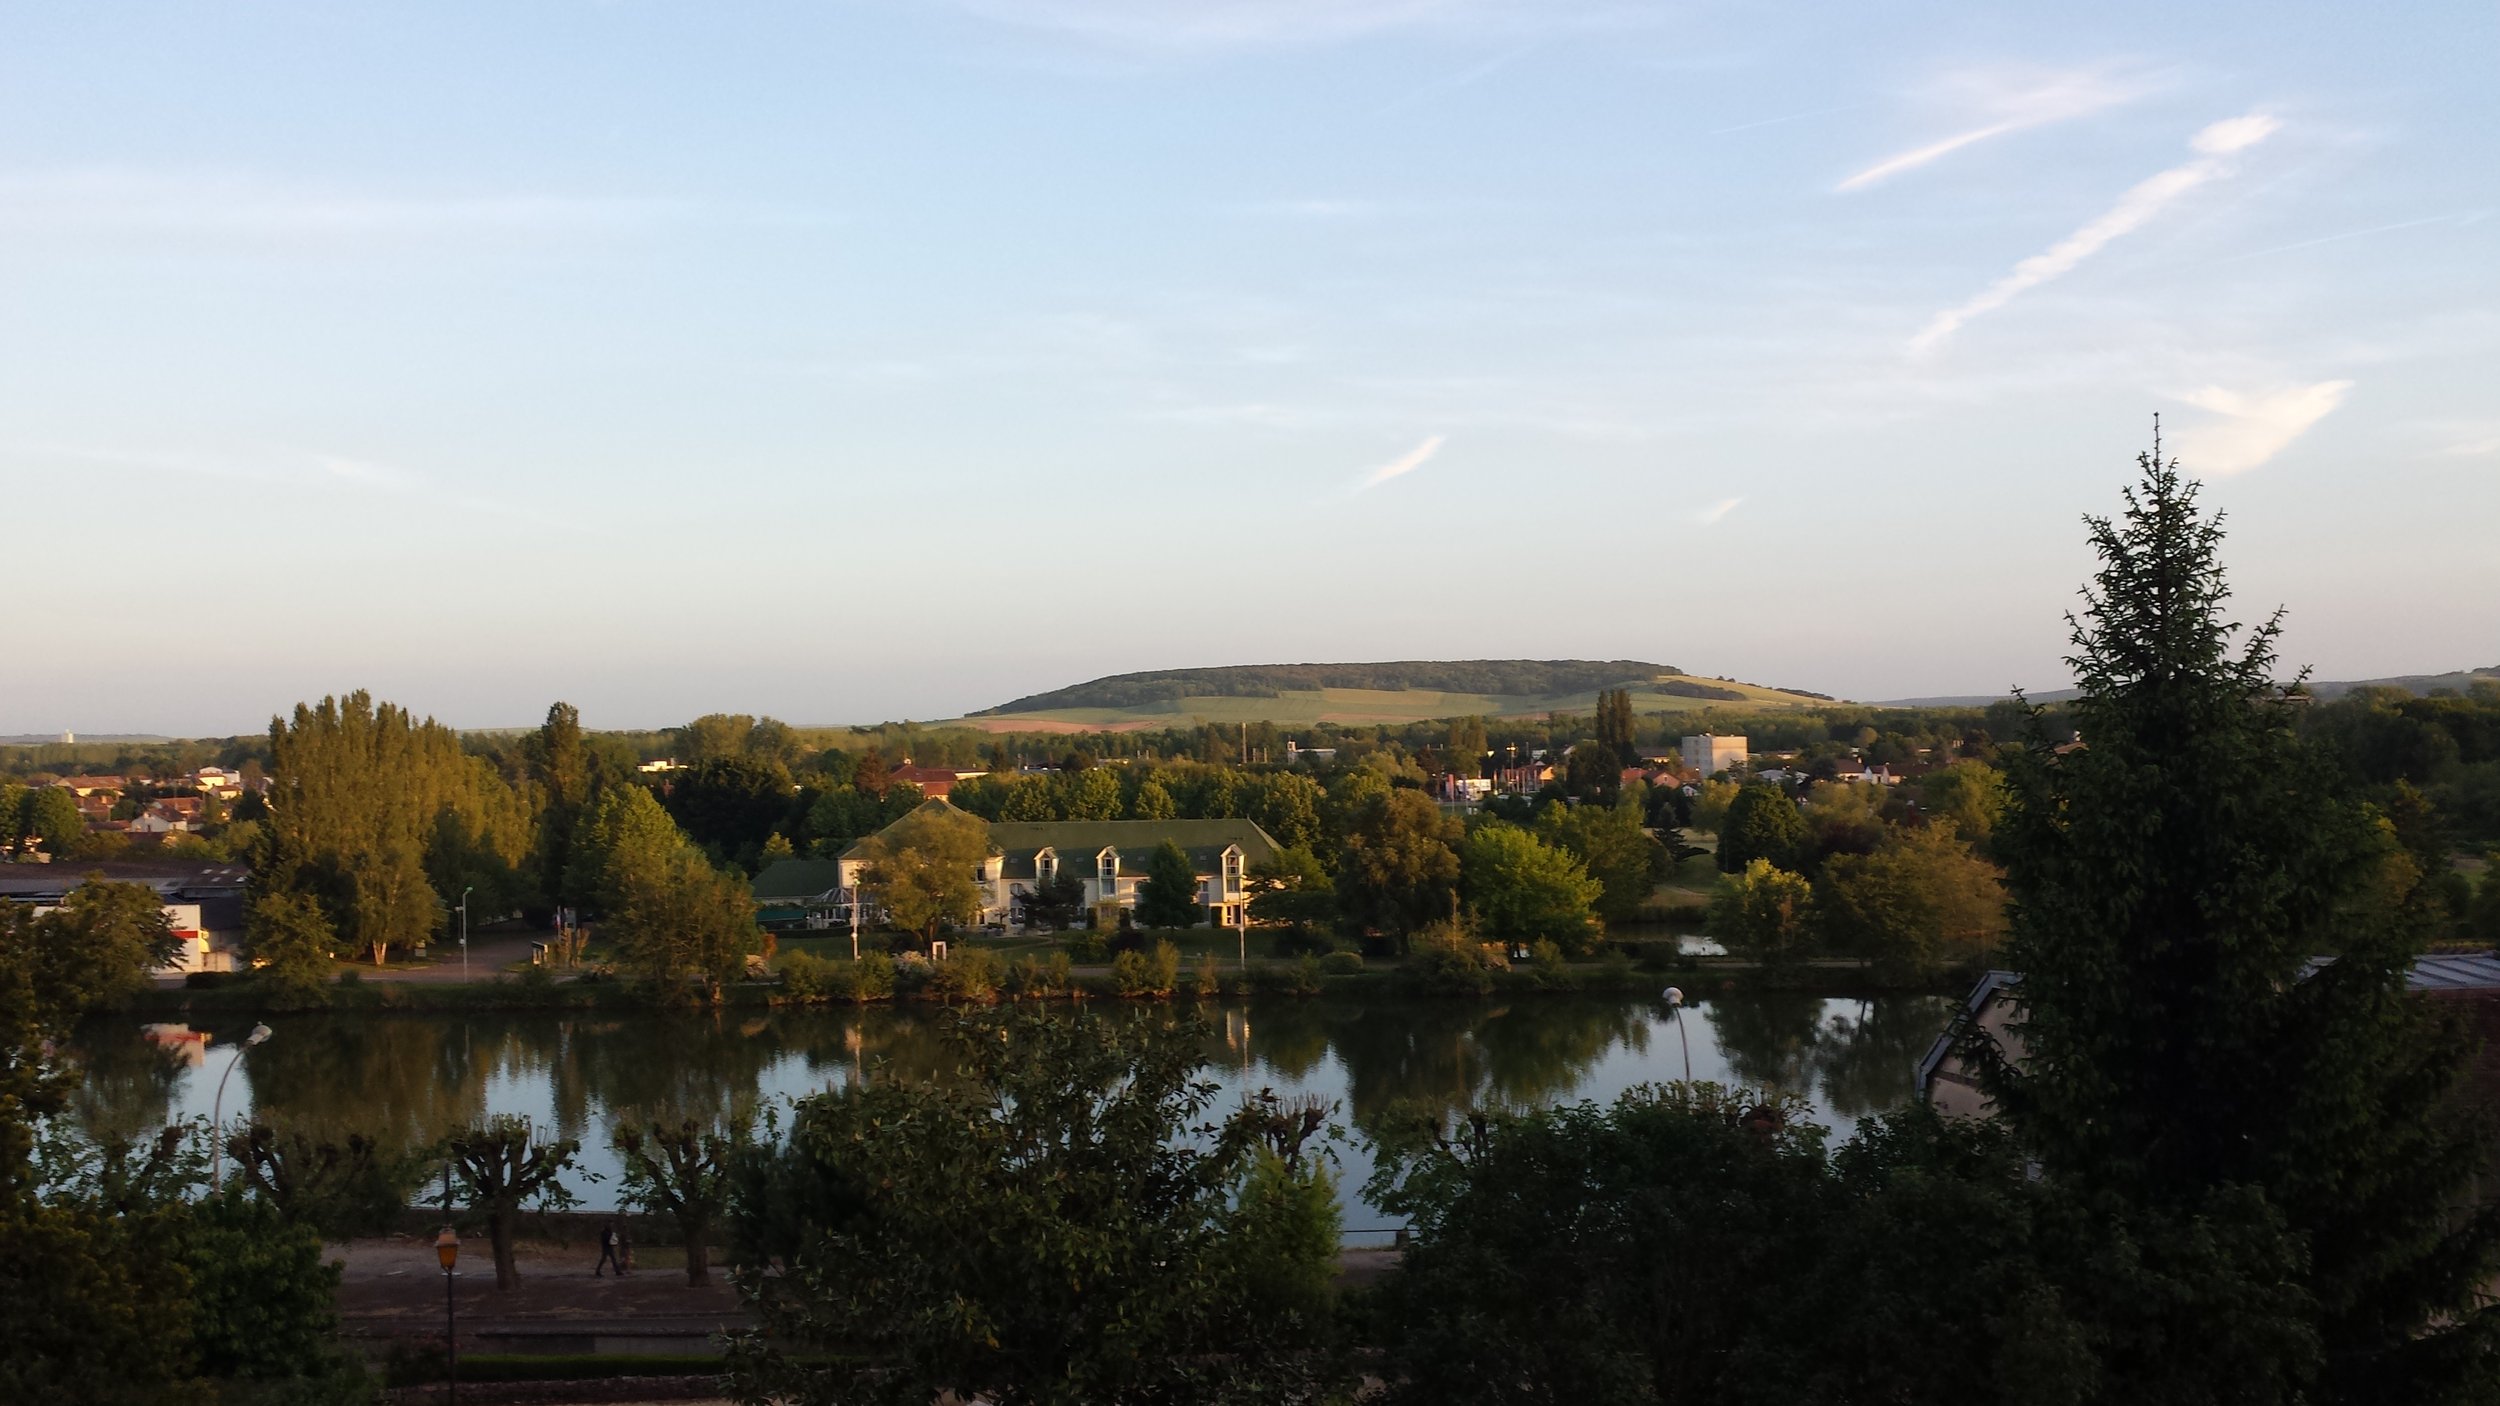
886;761;974;800
1284;741;1338;767
776;802;1282;933
129;797;205;834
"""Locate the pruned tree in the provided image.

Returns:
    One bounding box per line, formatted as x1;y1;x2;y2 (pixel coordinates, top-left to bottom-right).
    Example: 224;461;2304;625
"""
612;1116;749;1286
444;1117;584;1289
226;1125;415;1238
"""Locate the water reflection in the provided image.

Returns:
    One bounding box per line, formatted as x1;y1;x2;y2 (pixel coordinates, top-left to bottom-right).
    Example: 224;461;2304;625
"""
70;992;1953;1218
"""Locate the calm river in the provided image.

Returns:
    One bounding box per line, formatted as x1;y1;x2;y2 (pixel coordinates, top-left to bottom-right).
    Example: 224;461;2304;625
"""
70;992;1955;1235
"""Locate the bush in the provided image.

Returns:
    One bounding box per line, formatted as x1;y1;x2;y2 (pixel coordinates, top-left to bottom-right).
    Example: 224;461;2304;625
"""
1319;951;1365;976
1008;951;1073;998
1068;930;1110;964
183;970;242;989
1111;940;1181;997
332;969;361;987
1193;952;1223;997
788;951;899;1003
1405;920;1505;996
781;950;832;1000
840;952;898;1003
1268;927;1337;959
927;946;1005;1002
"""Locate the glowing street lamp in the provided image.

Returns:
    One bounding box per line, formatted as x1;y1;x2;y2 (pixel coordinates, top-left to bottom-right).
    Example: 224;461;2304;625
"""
436;1225;461;1401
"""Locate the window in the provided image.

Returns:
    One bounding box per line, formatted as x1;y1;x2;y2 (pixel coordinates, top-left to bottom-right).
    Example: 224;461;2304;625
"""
1037;849;1057;883
1222;847;1244;895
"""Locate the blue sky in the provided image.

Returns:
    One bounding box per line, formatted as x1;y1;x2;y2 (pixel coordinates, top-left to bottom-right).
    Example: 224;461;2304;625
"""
6;1;2495;734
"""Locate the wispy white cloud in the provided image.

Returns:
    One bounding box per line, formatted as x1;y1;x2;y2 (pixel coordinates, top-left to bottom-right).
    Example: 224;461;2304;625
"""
1839;65;2148;192
2201;210;2488;267
8;441;550;523
2434;434;2500;458
2171;379;2351;475
1695;496;1743;524
1357;434;1446;490
1910;112;2279;352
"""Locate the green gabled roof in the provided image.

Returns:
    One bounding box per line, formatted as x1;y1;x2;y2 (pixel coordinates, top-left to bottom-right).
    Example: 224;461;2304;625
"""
750;859;849;902
831;802;1279;881
985;818;1278;880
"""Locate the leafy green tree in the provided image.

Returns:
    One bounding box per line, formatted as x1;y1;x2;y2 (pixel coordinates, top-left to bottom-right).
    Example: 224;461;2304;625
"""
1130;777;1178;820
526;701;594;903
725;1011;1345;1405
446;1116;584;1289
1248;845;1336;934
1717;782;1808;874
1594;687;1637;766
1248;772;1326;852
1535;802;1662;924
21;785;83;856
1338;790;1464;950
1022;871;1087;931
1563;743;1623;805
37;879;179;1011
1063;766;1124;821
614;1116;749;1286
1137;840;1203;929
1985;449;2500;1403
1461;823;1600;953
1446;716;1490;779
666;756;795;869
243;888;337;998
569;784;687;908
854;803;992;948
0;779;24;852
1709;859;1817;972
1917;760;2008;848
606;845;760;1003
261;691;534;965
1816;823;2007;981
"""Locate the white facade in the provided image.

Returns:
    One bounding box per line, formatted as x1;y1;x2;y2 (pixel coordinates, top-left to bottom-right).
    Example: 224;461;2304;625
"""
1680;734;1748;777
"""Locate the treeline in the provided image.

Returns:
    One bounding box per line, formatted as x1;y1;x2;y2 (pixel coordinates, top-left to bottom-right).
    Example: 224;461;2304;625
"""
242;696;761;1002
978;657;1685;712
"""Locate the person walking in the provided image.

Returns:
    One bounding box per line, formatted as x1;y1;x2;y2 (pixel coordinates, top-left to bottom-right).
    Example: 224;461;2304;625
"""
594;1221;623;1277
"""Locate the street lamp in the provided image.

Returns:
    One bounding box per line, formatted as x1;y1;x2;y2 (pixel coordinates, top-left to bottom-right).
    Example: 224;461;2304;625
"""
435;1225;461;1401
208;1023;273;1189
1662;988;1692;1083
458;886;474;979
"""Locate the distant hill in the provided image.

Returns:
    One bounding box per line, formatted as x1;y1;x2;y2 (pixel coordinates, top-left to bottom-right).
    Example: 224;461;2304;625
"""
1872;666;2500;709
961;660;1839;730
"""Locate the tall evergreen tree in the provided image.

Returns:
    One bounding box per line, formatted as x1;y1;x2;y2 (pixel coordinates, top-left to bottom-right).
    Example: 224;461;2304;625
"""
1137;841;1203;929
1983;445;2500;1401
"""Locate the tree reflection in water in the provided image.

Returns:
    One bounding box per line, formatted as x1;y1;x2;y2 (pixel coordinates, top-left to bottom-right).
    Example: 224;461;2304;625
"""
63;993;1957;1207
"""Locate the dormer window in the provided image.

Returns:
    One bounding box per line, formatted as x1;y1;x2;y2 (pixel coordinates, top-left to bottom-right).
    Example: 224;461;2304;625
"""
1099;849;1119;887
1037;849;1057;883
1222;846;1244;895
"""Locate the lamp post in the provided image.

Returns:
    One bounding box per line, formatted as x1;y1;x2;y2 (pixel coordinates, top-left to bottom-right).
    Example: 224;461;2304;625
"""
1662;987;1692;1083
458;886;473;979
435;1225;461;1402
208;1023;273;1189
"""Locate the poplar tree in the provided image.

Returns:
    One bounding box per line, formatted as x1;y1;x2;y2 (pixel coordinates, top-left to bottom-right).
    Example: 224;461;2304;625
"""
1984;446;2500;1401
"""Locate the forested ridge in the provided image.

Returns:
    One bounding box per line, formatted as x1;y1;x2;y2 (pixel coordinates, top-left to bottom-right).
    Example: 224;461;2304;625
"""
978;658;1693;714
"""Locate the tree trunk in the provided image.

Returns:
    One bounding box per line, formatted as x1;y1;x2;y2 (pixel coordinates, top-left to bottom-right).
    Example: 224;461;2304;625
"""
683;1232;710;1287
489;1209;519;1289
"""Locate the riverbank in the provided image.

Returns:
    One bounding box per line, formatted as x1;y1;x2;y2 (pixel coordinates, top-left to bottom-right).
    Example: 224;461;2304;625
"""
130;954;1962;1017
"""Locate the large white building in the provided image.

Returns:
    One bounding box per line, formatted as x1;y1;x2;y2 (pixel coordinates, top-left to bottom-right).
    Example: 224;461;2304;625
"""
754;803;1282;933
1680;734;1748;778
